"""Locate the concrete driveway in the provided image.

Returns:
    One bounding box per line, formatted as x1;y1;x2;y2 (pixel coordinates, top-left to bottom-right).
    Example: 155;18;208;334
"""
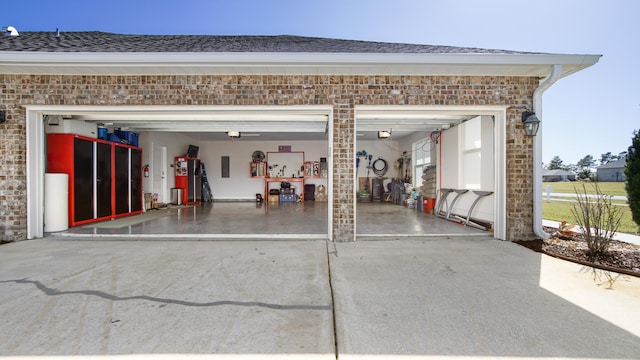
1;237;639;359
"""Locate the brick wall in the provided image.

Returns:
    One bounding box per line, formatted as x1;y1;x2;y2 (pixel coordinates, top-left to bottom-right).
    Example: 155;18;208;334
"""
0;74;539;242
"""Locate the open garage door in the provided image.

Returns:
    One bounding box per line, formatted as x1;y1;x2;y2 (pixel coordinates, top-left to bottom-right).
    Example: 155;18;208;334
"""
354;106;507;240
28;106;333;240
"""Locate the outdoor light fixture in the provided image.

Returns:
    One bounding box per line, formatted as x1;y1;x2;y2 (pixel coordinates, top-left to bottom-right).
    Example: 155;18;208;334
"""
377;130;391;139
521;111;540;137
0;110;6;124
227;131;241;138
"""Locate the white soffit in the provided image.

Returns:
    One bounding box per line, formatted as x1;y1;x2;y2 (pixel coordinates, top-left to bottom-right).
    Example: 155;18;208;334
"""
0;52;601;77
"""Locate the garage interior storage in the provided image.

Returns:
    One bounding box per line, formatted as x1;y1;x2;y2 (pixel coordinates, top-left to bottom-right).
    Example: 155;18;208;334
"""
47;133;143;226
39;107;495;240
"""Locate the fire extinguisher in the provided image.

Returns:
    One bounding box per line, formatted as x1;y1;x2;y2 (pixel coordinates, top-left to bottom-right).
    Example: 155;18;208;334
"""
143;165;149;177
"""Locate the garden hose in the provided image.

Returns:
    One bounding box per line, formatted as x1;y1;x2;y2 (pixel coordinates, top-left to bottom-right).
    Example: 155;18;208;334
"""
372;158;388;176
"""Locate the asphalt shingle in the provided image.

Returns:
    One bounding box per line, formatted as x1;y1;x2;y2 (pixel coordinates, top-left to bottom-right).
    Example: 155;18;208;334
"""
0;31;543;54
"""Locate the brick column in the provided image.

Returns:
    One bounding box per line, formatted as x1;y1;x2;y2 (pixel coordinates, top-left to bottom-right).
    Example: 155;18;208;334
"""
332;99;355;241
506;106;536;240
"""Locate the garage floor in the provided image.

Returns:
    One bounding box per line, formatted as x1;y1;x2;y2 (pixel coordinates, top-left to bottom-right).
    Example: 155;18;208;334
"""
50;201;488;239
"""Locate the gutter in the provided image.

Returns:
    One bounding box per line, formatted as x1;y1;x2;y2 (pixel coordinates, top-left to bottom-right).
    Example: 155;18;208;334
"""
532;64;563;239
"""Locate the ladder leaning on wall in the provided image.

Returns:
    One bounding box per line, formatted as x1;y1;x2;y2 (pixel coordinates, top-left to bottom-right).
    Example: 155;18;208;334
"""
201;163;213;203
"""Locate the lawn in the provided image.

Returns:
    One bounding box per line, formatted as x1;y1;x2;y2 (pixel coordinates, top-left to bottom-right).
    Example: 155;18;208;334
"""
542;181;628;196
541;182;639;234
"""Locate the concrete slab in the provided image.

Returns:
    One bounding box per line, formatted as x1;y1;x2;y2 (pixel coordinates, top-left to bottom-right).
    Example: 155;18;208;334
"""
2;237;640;359
0;239;335;358
329;238;640;359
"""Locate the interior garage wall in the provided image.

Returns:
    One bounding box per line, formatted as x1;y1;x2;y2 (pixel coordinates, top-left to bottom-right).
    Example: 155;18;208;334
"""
355;139;404;191
198;140;328;200
3;74;538;242
438;116;495;223
139;131;197;198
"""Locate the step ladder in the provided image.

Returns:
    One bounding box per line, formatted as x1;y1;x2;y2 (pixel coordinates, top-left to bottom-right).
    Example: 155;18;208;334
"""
201;163;213;203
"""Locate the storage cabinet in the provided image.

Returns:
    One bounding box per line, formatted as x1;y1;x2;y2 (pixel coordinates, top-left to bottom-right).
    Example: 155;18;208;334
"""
304;161;321;178
115;146;143;216
47;133;143;227
250;162;267;177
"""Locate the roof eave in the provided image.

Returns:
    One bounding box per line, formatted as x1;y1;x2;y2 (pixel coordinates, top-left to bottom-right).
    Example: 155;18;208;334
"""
0;51;601;76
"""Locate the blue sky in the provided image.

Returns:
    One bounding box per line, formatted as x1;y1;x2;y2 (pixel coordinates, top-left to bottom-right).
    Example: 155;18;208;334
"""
3;0;638;165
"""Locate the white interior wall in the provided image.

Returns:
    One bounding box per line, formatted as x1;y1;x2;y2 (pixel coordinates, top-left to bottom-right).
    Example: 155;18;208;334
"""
440;127;459;189
399;131;436;189
199;139;328;200
139;131;197;200
355;139;405;190
87;130;329;202
438;116;494;223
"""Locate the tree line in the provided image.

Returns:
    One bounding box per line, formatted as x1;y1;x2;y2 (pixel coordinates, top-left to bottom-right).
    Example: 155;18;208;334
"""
545;130;639;229
546;151;627;180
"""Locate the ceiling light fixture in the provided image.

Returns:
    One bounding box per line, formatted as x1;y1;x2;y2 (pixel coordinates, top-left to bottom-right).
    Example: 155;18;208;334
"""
227;131;241;138
377;130;391;139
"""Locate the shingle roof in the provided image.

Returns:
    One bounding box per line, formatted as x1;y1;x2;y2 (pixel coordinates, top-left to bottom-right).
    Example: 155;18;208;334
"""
0;31;542;54
597;158;626;169
543;169;576;176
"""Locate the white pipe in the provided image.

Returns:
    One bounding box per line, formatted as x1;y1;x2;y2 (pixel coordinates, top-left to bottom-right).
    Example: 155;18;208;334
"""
532;64;563;239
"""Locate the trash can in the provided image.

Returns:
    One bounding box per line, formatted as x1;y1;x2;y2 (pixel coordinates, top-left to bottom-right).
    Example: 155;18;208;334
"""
171;188;183;205
424;198;436;214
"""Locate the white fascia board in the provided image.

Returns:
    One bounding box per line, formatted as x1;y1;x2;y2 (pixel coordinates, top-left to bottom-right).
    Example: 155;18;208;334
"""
0;51;601;77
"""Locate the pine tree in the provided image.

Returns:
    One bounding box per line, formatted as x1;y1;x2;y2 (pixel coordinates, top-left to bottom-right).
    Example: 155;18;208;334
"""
625;130;640;227
548;156;565;170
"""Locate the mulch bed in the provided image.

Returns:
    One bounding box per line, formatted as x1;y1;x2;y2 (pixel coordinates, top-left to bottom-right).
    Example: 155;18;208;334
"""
515;227;640;277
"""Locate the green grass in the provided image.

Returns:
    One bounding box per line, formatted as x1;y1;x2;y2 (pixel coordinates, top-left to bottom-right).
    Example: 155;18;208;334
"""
542;201;638;234
541;182;639;234
542;181;628;196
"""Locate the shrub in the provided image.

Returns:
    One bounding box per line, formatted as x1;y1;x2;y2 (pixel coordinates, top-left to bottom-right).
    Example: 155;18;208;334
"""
570;182;623;260
625;130;640;228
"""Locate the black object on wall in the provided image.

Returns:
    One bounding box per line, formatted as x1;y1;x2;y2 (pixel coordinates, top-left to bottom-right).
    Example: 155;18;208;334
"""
187;144;199;158
0;110;6;123
221;156;230;178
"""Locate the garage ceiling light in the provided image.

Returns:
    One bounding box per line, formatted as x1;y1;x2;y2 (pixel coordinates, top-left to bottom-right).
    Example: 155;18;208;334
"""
227;131;241;138
377;130;391;139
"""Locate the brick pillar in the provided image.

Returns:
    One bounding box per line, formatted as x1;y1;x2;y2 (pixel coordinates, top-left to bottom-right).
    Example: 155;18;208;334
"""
332;100;355;241
506;106;536;240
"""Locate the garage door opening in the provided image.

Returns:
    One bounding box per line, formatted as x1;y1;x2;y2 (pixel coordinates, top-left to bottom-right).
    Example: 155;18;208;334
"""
28;105;333;240
354;106;506;240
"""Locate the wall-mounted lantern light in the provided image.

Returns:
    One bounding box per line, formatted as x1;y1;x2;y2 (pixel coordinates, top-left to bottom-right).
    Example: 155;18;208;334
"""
0;110;6;124
521;111;540;137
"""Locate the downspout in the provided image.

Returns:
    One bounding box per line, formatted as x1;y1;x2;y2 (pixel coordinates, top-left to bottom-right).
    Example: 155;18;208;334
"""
532;64;563;239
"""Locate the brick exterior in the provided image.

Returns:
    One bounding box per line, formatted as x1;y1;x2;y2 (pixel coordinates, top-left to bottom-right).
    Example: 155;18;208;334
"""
0;74;539;242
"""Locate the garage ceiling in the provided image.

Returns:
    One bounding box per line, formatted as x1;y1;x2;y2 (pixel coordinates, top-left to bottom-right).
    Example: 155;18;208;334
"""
45;108;475;141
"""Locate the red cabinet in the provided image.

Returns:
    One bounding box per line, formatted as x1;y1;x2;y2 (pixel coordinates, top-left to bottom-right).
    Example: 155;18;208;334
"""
47;133;142;227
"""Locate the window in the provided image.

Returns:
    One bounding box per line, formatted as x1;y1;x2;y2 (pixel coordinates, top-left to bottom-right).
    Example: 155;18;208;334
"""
413;137;432;189
462;116;481;189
